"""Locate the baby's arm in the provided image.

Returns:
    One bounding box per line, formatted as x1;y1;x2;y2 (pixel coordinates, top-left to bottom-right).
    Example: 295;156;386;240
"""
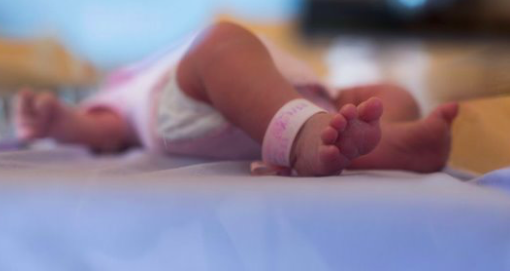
14;89;137;152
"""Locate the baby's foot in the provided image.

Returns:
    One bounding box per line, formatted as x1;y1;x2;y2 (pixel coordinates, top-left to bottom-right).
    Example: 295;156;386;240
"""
291;97;383;176
14;90;75;141
349;103;458;172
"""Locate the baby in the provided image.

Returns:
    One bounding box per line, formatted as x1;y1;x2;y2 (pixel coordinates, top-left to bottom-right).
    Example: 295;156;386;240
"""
13;22;458;176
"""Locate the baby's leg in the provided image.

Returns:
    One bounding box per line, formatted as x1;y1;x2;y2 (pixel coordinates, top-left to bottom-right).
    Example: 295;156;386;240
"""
335;84;458;172
14;90;136;152
177;22;383;176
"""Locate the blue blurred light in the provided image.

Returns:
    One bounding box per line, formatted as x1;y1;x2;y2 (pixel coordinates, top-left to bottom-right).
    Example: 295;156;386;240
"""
398;0;427;9
0;0;300;69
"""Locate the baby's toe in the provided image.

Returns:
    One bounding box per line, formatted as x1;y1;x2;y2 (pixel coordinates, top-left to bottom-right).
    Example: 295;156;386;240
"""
432;102;458;125
340;104;357;121
358;97;383;123
329;114;347;131
321;126;338;145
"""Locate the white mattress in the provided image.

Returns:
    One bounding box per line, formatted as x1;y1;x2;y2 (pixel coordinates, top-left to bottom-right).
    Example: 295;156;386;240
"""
1;145;510;271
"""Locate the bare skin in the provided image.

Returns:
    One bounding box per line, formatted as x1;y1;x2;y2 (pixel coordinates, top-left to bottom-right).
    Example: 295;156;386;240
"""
14;90;136;153
13;22;457;176
290;98;382;176
334;84;458;173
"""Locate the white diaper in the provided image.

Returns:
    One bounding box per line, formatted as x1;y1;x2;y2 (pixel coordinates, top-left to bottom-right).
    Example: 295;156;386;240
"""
154;70;261;159
156;72;227;142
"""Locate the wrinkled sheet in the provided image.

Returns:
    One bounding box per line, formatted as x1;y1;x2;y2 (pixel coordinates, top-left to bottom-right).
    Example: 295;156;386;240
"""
0;145;510;271
476;167;510;192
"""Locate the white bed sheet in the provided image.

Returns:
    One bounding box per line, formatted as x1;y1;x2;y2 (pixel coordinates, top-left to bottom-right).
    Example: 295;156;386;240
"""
0;145;510;271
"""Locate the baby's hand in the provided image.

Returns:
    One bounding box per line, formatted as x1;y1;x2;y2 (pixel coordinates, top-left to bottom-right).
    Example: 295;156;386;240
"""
13;89;62;140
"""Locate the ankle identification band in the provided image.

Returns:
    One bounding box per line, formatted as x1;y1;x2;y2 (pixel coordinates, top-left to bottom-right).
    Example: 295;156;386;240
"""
261;99;326;168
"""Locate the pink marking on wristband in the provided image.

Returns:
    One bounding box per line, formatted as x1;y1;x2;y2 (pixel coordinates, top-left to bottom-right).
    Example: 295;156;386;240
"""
262;99;326;167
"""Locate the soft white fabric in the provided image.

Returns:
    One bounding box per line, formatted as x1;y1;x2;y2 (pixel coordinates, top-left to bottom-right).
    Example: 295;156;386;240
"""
156;70;226;142
0;145;510;271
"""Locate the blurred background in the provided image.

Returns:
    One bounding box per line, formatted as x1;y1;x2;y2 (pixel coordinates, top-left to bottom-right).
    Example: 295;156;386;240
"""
0;0;510;173
0;0;301;69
